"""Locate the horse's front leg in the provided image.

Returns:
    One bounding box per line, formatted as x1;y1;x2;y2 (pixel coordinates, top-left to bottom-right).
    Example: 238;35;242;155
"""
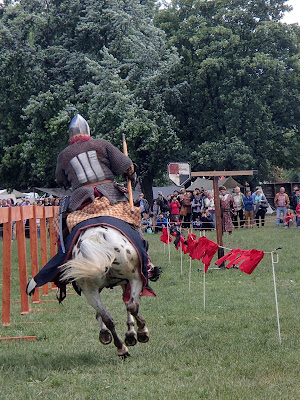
82;286;130;358
126;279;149;344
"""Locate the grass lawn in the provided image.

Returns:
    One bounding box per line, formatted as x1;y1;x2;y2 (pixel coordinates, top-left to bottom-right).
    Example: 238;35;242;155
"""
0;222;300;399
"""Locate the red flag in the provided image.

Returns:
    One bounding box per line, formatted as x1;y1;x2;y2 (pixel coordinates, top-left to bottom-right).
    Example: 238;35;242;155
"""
190;236;209;260
239;249;264;275
180;237;189;254
202;240;219;272
186;233;198;254
215;248;242;269
160;227;172;244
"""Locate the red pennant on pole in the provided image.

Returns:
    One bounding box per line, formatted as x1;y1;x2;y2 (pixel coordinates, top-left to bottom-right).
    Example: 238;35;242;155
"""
239;249;264;275
160;227;172;244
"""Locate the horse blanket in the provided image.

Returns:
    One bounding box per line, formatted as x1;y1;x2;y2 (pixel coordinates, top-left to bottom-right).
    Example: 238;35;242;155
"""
32;216;155;302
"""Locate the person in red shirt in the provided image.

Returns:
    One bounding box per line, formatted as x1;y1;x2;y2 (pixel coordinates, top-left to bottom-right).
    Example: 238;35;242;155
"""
169;196;181;222
284;208;294;228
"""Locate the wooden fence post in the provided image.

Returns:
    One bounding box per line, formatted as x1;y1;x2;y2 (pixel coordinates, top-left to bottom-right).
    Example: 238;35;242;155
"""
2;207;12;325
39;207;49;295
49;211;58;290
15;207;30;315
29;205;40;303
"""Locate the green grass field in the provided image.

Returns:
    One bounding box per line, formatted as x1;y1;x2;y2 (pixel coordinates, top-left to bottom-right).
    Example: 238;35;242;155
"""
1;223;300;399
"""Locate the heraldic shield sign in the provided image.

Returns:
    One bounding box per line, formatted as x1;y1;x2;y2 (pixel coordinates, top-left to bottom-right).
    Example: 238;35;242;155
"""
168;162;191;186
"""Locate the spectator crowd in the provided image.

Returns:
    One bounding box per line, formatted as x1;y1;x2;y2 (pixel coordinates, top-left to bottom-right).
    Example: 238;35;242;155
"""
0;196;61;239
135;184;300;234
1;184;300;238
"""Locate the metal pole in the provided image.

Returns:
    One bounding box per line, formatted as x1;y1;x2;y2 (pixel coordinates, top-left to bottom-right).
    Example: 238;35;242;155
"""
271;252;281;344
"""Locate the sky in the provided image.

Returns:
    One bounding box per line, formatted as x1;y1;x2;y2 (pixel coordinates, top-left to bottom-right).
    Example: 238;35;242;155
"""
162;0;300;25
281;0;300;24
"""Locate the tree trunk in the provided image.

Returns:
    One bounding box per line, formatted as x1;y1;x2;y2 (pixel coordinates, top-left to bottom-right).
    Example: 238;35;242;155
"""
140;175;153;206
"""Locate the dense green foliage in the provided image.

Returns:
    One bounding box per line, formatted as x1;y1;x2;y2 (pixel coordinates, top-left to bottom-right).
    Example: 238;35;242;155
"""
155;0;300;180
0;0;299;195
0;0;180;196
1;225;300;399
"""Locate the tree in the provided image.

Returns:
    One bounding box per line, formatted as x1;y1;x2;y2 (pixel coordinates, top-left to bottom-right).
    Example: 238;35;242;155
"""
0;0;180;202
155;0;300;182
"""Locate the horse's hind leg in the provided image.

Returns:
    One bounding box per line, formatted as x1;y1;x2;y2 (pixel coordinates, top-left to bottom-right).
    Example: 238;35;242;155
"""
83;287;130;358
126;279;149;344
125;312;137;347
96;315;112;345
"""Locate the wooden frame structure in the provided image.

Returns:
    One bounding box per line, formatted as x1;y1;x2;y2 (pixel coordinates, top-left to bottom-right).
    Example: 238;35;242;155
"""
1;205;59;327
191;170;256;260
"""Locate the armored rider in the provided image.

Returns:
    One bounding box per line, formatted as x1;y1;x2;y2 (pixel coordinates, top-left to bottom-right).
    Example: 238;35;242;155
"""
26;114;160;298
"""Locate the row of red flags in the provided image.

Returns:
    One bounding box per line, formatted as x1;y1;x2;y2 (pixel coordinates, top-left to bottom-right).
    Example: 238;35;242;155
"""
160;228;264;274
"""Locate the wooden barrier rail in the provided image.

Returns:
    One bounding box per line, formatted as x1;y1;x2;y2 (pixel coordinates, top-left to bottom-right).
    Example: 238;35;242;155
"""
1;205;59;326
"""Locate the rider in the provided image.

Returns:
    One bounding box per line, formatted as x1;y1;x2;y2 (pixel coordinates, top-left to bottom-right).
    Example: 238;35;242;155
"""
26;114;160;299
56;114;135;213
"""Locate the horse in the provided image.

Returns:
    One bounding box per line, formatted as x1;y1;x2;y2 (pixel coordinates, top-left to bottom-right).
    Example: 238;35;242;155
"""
59;224;150;358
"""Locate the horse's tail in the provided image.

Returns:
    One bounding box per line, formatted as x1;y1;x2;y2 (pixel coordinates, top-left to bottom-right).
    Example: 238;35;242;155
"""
60;238;115;283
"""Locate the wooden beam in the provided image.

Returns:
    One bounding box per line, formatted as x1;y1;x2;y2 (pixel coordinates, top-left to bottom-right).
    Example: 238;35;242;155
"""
191;170;256;177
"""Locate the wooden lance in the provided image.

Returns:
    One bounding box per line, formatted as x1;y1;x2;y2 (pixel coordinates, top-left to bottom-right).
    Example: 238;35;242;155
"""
122;133;134;211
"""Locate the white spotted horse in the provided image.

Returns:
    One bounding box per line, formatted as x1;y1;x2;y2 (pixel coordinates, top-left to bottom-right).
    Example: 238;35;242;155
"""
60;225;153;358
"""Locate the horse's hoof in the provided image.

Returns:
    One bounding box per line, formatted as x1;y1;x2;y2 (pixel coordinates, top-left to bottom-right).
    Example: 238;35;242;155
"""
117;345;130;358
137;328;149;343
125;331;137;347
99;329;112;345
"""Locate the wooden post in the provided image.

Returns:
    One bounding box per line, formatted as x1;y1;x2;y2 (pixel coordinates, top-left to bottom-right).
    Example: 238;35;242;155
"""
213;177;224;261
40;207;49;295
16;207;30;315
191;170;256;263
29;205;40;303
49;211;58;290
122;133;134;211
2;207;12;325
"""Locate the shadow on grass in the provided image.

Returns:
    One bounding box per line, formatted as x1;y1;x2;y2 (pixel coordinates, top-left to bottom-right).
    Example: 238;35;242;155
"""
0;346;127;373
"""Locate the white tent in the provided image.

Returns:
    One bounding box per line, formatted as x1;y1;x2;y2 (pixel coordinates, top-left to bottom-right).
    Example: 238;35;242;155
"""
0;189;24;202
186;176;243;192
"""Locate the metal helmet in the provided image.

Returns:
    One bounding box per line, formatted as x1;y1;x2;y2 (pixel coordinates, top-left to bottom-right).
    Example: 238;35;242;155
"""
69;114;90;140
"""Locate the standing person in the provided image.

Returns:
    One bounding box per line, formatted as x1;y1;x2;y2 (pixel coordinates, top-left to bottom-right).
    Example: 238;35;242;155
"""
243;190;255;228
205;191;216;228
21;197;31;238
291;188;300;215
150;199;161;229
155;192;168;215
134;192;149;216
296;202;300;228
169;196;181;222
290;186;299;213
254;189;268;228
180;191;192;229
191;190;203;220
219;186;235;235
232;186;244;228
202;190;209;208
274;187;290;227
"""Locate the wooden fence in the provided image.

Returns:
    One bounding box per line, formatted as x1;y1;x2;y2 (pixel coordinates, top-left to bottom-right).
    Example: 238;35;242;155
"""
1;205;59;326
